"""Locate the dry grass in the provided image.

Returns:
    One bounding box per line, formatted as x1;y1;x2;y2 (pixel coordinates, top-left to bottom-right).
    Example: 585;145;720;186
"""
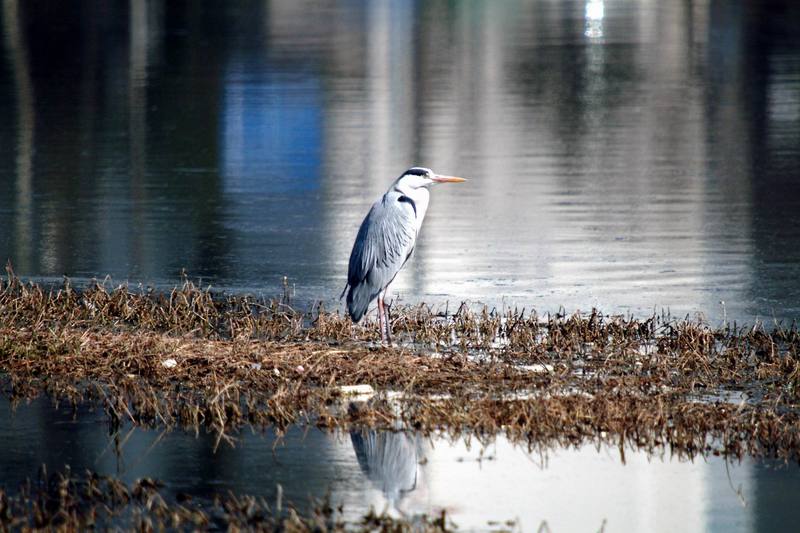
1;265;799;461
0;466;458;532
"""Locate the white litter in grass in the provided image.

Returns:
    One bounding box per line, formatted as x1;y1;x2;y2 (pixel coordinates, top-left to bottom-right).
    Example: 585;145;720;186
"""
338;384;375;397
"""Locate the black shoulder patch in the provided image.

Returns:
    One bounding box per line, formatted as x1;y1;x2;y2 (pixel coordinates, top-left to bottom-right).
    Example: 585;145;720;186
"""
398;195;417;217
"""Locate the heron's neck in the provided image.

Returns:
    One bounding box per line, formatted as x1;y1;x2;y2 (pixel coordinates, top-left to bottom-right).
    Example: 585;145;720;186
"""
395;185;430;232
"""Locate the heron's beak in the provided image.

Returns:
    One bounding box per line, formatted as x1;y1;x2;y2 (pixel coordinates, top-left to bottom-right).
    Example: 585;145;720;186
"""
432;174;467;183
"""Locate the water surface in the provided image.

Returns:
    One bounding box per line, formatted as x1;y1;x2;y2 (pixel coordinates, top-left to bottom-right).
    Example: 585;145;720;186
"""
1;399;799;532
2;4;800;529
1;1;799;323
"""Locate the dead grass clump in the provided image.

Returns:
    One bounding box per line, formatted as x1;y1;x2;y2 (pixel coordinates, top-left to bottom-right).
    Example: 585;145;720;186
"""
0;466;207;531
2;271;800;461
0;467;457;532
0;264;313;340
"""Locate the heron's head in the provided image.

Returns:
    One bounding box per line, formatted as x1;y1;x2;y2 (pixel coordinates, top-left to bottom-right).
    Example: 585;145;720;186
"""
394;167;466;190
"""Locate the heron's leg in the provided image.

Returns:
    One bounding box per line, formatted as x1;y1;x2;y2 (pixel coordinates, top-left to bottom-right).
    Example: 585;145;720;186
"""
377;292;388;344
384;299;393;345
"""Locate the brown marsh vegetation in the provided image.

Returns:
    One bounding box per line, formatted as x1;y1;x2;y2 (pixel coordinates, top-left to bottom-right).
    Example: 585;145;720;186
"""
0;466;459;532
1;265;799;461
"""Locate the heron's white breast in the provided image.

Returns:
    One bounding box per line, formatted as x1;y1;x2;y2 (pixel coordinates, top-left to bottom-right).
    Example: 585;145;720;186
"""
407;187;430;233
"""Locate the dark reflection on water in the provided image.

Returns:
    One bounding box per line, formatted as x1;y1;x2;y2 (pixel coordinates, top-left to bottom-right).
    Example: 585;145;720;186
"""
1;0;800;323
1;398;799;531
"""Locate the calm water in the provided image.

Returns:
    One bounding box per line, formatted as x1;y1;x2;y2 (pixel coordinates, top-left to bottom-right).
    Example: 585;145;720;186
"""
0;1;798;323
2;3;800;529
1;399;799;532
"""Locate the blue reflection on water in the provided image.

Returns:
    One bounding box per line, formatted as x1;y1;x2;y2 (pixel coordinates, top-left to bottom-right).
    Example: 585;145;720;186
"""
222;67;322;195
0;0;798;322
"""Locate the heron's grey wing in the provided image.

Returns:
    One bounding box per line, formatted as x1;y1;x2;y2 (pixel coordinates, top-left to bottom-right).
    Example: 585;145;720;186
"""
350;195;417;285
346;193;416;321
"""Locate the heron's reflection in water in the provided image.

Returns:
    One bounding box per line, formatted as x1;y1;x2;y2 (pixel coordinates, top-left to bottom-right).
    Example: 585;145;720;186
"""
349;429;428;513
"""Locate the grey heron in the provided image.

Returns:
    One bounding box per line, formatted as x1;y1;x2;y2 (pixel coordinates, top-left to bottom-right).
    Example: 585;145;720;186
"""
342;167;466;344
